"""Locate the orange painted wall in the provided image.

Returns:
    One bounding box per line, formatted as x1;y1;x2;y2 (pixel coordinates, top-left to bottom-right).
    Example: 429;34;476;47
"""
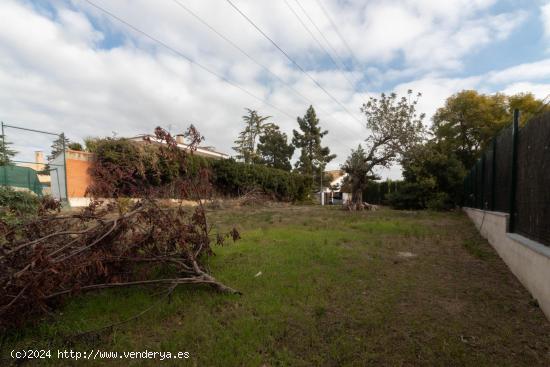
66;156;92;198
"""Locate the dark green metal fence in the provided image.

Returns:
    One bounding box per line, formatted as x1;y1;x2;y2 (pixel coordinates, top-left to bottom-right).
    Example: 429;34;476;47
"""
0;165;43;195
463;110;550;247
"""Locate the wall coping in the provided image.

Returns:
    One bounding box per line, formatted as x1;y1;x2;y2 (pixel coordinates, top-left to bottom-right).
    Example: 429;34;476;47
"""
463;207;550;259
507;233;550;260
462;207;509;218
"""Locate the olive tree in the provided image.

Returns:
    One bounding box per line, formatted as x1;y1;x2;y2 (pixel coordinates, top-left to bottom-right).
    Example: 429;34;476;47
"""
341;145;378;208
344;90;425;207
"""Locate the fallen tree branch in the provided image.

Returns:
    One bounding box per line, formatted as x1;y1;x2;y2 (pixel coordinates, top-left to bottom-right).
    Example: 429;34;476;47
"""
44;275;239;300
0;127;241;331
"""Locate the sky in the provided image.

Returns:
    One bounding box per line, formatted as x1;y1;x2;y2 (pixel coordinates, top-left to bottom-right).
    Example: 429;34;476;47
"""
1;0;549;179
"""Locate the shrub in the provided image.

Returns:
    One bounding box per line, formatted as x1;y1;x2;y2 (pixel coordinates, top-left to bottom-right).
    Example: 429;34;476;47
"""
386;182;432;210
363;180;403;205
387;182;455;211
400;141;466;208
0;187;40;224
210;159;311;202
89;138;311;202
88;138;167;197
426;192;454;211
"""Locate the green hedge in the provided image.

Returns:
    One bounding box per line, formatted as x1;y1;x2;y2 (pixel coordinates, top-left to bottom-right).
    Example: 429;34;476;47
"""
386;182;431;210
209;158;311;201
362;180;402;205
91;139;311;202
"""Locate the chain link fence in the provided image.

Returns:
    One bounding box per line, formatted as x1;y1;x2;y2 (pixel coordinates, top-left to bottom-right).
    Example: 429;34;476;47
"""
0;121;67;200
463;110;550;247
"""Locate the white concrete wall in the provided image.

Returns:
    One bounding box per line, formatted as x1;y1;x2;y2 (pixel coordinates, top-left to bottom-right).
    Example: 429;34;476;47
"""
68;197;91;207
464;208;550;321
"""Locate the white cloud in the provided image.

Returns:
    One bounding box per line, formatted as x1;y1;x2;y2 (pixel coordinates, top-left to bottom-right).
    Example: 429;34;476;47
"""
487;58;550;84
57;8;104;46
0;0;541;178
401;10;527;72
542;1;550;39
309;0;524;72
404;0;497;20
501;82;550;98
394;76;482;123
357;3;429;62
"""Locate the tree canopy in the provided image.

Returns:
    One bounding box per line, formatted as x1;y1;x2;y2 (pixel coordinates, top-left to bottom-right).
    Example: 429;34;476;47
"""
0;135;17;165
83;137;101;153
508;92;549;126
233;109;273;164
257;125;294;171
68;142;83;151
432;90;548;168
48;134;70;161
397;141;466;209
341;90;424;207
341;145;378;205
292;105;335;181
360;89;425;175
389;90;548;210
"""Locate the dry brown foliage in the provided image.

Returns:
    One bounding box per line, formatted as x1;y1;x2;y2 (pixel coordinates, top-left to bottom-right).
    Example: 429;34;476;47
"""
0;127;239;331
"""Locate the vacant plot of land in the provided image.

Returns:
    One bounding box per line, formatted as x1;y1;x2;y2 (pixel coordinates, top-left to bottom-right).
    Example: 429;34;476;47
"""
3;206;550;366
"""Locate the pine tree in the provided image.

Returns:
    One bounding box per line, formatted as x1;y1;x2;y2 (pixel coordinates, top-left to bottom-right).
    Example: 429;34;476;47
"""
257;125;294;171
292;106;335;180
233;109;273;163
48;134;70;161
0;135;17;165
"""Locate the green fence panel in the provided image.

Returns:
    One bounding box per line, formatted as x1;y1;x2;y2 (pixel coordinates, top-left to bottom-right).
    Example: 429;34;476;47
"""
0;165;43;195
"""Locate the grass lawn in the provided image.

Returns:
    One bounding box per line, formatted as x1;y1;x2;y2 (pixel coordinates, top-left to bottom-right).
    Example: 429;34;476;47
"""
3;205;550;366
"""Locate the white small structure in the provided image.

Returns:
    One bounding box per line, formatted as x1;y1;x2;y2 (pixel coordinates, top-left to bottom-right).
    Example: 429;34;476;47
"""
128;134;230;160
317;170;351;205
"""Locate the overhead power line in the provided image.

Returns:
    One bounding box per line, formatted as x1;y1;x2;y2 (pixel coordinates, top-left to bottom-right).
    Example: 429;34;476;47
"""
225;0;363;126
282;0;356;92
82;0;295;119
291;0;359;87
169;0;360;140
315;0;362;68
80;0;362;155
170;0;315;108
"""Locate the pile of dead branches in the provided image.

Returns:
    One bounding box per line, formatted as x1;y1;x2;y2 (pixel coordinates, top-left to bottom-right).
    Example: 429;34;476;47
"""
237;188;274;207
0;127;240;331
343;199;379;211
